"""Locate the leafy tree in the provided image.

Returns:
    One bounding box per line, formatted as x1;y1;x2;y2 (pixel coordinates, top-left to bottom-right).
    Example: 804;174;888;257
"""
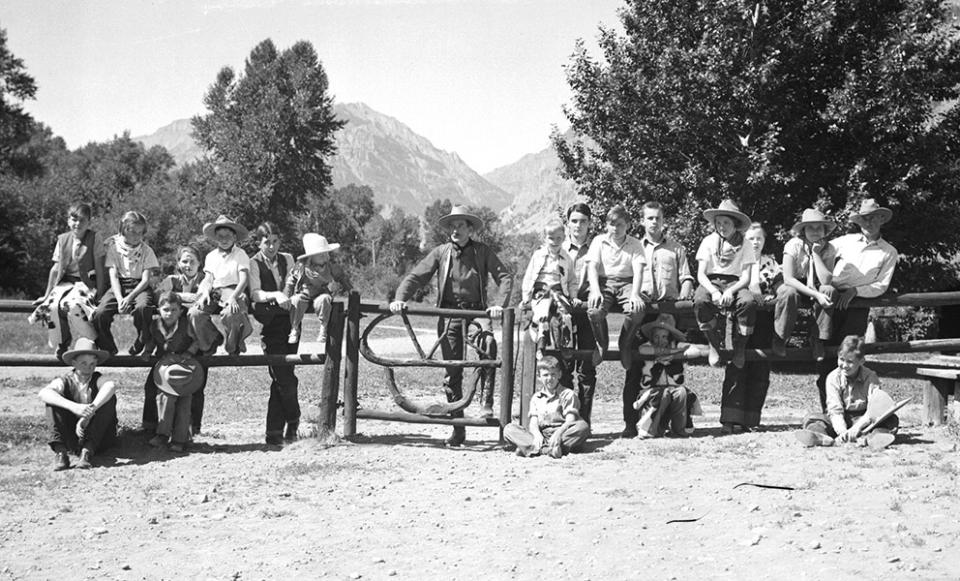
555;0;960;291
294;183;378;264
0;27;38;178
192;39;345;236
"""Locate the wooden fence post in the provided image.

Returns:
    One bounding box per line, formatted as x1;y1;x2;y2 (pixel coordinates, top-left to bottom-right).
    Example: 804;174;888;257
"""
319;301;344;433
343;291;361;438
499;307;515;439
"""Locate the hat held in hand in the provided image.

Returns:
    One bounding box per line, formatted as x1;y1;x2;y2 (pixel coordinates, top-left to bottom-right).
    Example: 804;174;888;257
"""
152;353;207;397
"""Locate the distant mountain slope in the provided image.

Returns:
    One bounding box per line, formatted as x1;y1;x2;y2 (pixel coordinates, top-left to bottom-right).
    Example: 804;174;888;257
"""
486;133;581;233
133;102;513;214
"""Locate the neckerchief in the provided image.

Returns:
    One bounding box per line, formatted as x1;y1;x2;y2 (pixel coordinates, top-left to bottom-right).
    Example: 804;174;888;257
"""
714;231;744;268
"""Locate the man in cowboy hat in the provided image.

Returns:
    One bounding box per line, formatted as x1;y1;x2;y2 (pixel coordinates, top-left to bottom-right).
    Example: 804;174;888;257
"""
390;204;514;447
815;198;898;412
38;338;118;470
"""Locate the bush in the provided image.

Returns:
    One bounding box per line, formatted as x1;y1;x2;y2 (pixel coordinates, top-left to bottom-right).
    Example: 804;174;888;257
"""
871;306;939;342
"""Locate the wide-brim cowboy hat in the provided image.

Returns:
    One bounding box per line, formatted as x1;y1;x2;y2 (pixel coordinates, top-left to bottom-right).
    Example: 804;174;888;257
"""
703;200;751;232
62;337;111;366
438;205;482;230
791;208;837;237
640;314;686;342
849;198;893;227
297;233;340;261
152;353;207;397
202;215;249;243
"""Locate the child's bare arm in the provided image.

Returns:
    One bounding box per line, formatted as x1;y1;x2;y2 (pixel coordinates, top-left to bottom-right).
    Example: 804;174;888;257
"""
38;379;86;416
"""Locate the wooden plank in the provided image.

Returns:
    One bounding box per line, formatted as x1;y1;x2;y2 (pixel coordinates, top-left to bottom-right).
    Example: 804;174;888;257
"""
343;291;361;438
916;368;960;380
499;308;516;438
0;353;326;367
922;378;953;426
517;330;537;429
355;408;501;427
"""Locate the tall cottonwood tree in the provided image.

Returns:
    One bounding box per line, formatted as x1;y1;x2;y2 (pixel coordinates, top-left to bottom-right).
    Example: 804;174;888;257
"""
192;39;344;238
555;0;960;290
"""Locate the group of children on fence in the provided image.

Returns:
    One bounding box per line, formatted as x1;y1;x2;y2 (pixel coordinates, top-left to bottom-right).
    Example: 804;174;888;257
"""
34;196;903;468
33;204;350;469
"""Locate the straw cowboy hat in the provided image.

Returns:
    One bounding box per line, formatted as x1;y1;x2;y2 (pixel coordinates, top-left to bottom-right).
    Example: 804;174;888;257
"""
640;314;686;342
702;200;751;232
297;233;341;261
62;337;111;366
791;208;837;237
152;353;207;397
849;198;893;227
202;215;249;243
438;205;483;230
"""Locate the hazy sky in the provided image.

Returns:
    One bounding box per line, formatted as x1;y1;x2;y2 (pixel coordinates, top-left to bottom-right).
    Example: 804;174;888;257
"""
1;0;622;173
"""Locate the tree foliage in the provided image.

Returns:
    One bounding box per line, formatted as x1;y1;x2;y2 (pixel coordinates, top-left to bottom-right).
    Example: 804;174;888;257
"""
192;39;345;236
554;0;960;290
0;27;40;178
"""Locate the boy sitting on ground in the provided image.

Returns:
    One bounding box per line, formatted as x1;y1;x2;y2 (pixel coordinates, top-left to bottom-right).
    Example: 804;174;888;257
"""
503;355;590;458
795;335;898;450
38;338;118;470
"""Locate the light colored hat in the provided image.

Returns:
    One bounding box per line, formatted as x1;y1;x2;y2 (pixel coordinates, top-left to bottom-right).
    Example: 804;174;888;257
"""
62;338;110;366
640;314;686;342
438;205;482;230
849;198;893;227
703;200;751;232
152;353;207;397
791;208;837;237
297;233;340;261
202;215;249;243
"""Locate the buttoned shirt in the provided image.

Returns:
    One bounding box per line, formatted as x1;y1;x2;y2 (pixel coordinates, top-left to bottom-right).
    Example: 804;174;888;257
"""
783;237;836;288
529;387;581;427
825;364;882;417
204;246;250;289
640;235;694;300
104;236;159;280
585;233;646;280
521;245;576;302
564;234;592;298
829;234;898;298
695;232;756;277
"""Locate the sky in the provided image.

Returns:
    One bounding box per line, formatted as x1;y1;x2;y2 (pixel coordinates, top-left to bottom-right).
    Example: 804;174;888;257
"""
0;0;623;173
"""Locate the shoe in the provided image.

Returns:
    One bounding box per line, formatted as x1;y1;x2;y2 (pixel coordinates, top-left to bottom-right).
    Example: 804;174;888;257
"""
265;433;284;446
53;451;71;471
811;337;825;361
288;328;300;344
149;435;168;447
794;429;835;448
548;444;564;459
169;442;186;454
284;422;300;442
76;449;93;469
445;426;466;448
621;424;639;439
771;336;787;357
128;339;144;356
721;422;735;435
591;347;604;367
515;445;535;457
866;432;895;451
708;343;722;367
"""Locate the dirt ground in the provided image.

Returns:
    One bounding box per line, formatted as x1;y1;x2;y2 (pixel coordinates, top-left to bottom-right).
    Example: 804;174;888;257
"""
1;335;959;580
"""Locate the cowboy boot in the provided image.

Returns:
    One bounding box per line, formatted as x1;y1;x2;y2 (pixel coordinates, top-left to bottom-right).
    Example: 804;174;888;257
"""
479;370;495;418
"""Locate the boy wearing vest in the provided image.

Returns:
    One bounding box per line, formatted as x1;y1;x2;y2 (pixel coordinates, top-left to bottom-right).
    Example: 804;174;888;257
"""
248;222;301;446
39;338;118;470
390;205;514;447
33;202;106;357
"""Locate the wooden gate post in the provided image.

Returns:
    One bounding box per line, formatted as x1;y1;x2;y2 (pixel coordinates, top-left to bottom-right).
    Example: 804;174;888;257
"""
498;307;516;438
342;291;361;438
517;325;537;428
319;301;345;432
